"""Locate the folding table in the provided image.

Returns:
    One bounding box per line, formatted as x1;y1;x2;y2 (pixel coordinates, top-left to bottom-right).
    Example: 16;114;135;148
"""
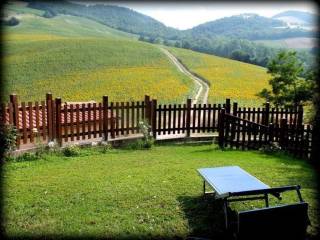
197;166;304;229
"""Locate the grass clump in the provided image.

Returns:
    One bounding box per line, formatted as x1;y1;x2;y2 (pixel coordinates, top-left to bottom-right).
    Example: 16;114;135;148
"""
62;144;81;157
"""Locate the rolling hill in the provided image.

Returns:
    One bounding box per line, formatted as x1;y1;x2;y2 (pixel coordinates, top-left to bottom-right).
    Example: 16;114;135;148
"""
3;3;196;103
25;1;317;69
168;47;271;106
273;10;318;27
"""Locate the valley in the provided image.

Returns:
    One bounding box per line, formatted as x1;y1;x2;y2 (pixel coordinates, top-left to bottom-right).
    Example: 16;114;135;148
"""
3;1;317;107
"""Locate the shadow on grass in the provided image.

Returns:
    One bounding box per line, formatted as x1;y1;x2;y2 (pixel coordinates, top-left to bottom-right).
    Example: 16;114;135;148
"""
177;194;233;240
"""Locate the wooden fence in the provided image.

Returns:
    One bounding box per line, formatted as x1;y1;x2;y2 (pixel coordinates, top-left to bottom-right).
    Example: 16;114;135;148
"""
219;110;313;159
1;93;309;158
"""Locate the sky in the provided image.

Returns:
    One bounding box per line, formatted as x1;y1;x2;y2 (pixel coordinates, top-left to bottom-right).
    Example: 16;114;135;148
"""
102;1;318;30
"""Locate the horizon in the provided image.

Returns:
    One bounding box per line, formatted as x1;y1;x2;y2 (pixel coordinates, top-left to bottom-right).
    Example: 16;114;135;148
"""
73;1;318;30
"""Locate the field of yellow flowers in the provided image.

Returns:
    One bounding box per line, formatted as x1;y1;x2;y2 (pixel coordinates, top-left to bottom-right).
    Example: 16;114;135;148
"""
3;8;195;104
168;47;272;106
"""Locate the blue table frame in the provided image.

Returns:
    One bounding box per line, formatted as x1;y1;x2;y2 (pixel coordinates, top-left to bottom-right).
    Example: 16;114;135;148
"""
198;166;303;229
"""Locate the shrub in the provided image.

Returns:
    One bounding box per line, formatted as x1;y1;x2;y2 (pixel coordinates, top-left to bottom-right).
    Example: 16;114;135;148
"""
100;141;113;153
125;139;146;150
259;142;281;154
138;120;154;149
4;17;20;26
13;152;40;162
62;144;81;157
42;10;57;18
1;124;18;158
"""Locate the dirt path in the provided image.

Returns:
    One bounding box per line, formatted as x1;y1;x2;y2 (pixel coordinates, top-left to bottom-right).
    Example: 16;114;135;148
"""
159;47;209;104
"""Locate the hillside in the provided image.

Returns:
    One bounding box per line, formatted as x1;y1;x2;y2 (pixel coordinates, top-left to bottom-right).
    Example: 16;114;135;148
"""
27;0;180;39
185;14;314;40
273;10;317;27
3;4;195;103
25;1;316;69
168;47;271;106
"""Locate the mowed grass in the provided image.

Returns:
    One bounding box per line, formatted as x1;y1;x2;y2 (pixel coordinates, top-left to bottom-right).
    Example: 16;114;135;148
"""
3;8;195;103
3;144;319;239
168;47;272;106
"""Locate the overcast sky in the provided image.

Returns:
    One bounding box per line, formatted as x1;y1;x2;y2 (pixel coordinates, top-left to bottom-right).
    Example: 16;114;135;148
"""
102;1;318;30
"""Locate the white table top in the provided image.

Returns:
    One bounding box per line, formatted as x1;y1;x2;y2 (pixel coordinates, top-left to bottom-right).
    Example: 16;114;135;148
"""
198;166;270;199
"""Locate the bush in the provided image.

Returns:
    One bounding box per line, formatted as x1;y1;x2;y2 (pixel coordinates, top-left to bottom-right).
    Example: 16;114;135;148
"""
100;141;113;153
13;152;40;162
138;120;154;149
1;124;18;158
42;10;57;18
125;139;146;150
4;17;20;26
62;144;81;157
259;142;281;154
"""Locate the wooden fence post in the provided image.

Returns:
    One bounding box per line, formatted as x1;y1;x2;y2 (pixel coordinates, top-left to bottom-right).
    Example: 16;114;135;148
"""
151;99;157;139
279;118;287;149
297;105;303;126
10;94;18;126
218;108;225;147
232;102;238;116
10;94;20;148
0;103;5;125
144;95;150;124
46;93;53;141
264;102;270;126
268;123;274;143
103;96;108;141
186;98;192;137
225;98;231;114
55;98;62;146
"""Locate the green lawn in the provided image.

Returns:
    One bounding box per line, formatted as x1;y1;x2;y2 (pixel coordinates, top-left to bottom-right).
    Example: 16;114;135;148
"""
2;144;319;239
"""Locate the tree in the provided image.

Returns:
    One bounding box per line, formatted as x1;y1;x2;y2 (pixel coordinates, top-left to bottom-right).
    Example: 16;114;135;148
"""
258;50;314;107
4;17;20;26
43;9;57;18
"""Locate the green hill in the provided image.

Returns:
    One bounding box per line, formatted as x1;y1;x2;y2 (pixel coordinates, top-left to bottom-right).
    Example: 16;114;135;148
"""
168;47;271;106
3;3;195;103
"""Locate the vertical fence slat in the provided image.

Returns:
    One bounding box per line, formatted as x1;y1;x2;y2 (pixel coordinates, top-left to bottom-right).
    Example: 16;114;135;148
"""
76;104;80;140
88;103;92;139
131;102;135;134
120;102;124;135
192;104;196;133
177;104;181;134
93;103;97;138
102;96;108;140
126;102;130;135
163;105;167;135
8;102;14;125
64;104;68;142
173;104;177;134
70;104;74;141
81;103;86;140
35;102;40;136
47;99;53;142
21;102;27;144
41;101;46;141
136;101;140;132
197;104;201;133
55;98;62;146
157;105;162;135
110;102;115;138
207;104;211;132
99;103;103;137
28;102;34;143
168;104;172;134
